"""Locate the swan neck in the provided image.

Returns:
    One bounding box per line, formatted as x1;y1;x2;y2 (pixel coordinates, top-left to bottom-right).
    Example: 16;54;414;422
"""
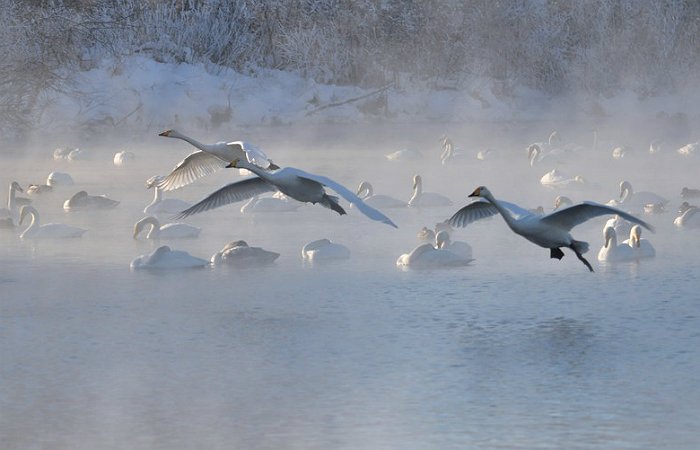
174;133;212;152
483;192;516;227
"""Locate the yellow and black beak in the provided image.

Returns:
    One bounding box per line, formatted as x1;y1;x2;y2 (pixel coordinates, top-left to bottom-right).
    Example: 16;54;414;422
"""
226;159;240;168
468;186;481;197
158;130;171;137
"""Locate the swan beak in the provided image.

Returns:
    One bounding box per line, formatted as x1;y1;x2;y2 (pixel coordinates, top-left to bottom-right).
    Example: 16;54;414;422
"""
158;130;172;137
226;159;240;168
468;187;481;197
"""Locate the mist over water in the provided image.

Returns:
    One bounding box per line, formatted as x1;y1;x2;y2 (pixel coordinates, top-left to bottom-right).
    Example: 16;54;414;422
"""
1;120;699;449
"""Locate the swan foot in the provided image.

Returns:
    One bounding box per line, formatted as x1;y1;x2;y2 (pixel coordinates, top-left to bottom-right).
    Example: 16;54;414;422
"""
569;246;594;272
550;247;565;260
268;160;280;170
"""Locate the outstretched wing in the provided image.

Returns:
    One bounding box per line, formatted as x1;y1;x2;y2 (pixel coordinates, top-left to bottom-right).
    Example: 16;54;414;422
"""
174;178;276;219
541;201;655;232
230;141;272;169
447;199;533;227
154;151;229;191
294;170;398;228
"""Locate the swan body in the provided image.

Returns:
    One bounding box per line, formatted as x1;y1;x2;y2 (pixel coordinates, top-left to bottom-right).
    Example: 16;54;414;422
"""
177;160;398;228
0;181;24;228
408;175;452;208
130;245;209;270
355;181;407;209
396;242;473;269
63;191;120;211
611;146;629;159
540;169;586;189
155;129;275;190
26;184;52;195
240;193;303;214
447;186;654;272
609;181;667;213
210;240;279;266
302;238;350;262
622;225;656;259
67;148;88;161
597;226;635;262
46;171;74;186
435;230;472;259
681;187;700;199
144;179;192;216
19;206;86;239
674;207;700;228
133;216;201;239
677;142;698;157
385;148;423;161
53;147;75;160
113;150;136;166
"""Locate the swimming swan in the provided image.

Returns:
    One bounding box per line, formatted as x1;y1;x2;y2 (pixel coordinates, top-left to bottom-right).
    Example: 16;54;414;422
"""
396;242;473;269
597;226;635;262
610;181;667;212
623;225;656;259
540;170;586;189
176;159;398;228
46;172;74;186
355;181;407;209
674;206;700;228
63;191;120;211
155;129;277;190
133;216;201;239
446;186;654;272
210;240;280;266
435;230;472;259
302;238;350;262
113;150;135;166
144;178;192;216
19;205;86;239
0;181;25;228
408;175;452;207
130;245;209;270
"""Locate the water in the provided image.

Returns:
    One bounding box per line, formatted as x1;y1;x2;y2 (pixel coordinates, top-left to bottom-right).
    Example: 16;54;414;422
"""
1;123;699;449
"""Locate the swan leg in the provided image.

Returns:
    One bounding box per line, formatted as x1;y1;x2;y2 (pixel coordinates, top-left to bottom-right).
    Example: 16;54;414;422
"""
569;245;594;272
550;247;565;260
320;194;347;216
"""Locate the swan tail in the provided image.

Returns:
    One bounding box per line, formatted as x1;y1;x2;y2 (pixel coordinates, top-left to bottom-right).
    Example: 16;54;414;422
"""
319;194;346;216
571;239;589;255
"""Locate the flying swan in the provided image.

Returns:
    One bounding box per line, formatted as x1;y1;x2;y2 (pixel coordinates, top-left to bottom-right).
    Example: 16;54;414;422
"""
154;129;278;190
175;159;398;228
446;186;654;272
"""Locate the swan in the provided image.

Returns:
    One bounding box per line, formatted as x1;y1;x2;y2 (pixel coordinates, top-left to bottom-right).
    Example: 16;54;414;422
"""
240;193;303;214
355;181;407;209
0;181;25;228
623;225;656;259
210;240;279;266
540;170;586;189
133;216;201;239
674;206;700;228
396;242;473;269
446;186;654;272
155;129;277;190
440;137;469;165
597;226;635;262
53;147;74;160
408;175;452;208
417;226;436;242
130;245;209;270
678;202;696;215
144;177;192;216
385;148;423;161
677;142;698;157
46;172;74;186
67;148;88;161
681;187;700;199
113;150;135;166
554;195;573;210
302;238;350;262
18;205;86;239
649;139;663;155
609;181;668;213
26;184;53;195
435;230;472;259
63;191;120;211
176;159;398;228
611;146;630;159
476;148;500;161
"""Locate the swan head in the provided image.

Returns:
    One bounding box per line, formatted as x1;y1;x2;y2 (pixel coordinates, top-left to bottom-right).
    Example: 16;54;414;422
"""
158;129;182;138
133;216;159;239
435;230;451;248
603;226;616;247
412;175;422;188
527;144;541;166
145;175;166;189
10;181;23;193
468;186;489;198
629;225;642;247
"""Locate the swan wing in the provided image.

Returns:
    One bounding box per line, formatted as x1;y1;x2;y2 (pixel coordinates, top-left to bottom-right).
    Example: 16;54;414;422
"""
541;201;655;232
155;151;229;191
447;199;532;227
230;141;271;168
174;178;276;219
293;169;398;228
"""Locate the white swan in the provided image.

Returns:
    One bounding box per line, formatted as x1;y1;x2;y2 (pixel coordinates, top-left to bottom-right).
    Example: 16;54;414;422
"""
63;191;120;211
240;193;303;214
18;205;86;239
623;225;656;259
408;175;452;208
355;181;407;209
597;226;635;262
553;196;573;210
674;206;700;229
677;141;698;157
155;129;276;190
26;184;53;195
302;238;350;262
53;147;74;160
130;245;209;270
144;178;192;216
113;150;135;166
210;240;279;266
133;216;201;239
447;186;654;272
611;146;629;159
540;169;586;189
176;159;398;228
440;137;469;165
385;148;423;161
396;242;473;269
435;230;472;259
67;148;88;161
46;171;74;186
608;181;667;212
0;181;25;228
